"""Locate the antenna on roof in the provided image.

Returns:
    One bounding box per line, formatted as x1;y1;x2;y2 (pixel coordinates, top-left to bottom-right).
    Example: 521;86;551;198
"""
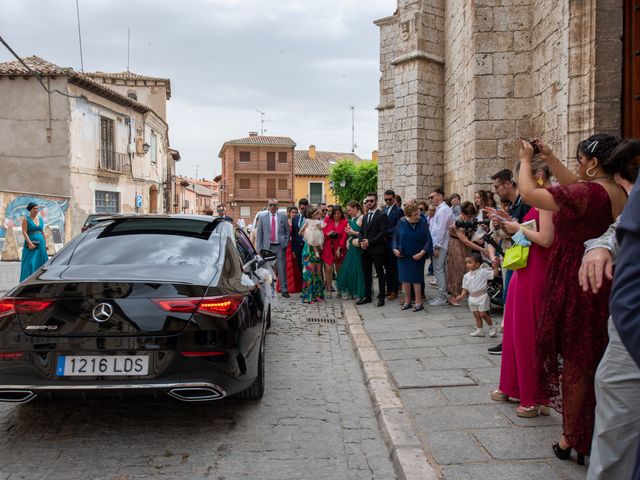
256;110;267;135
75;0;85;72
350;105;357;153
127;27;130;72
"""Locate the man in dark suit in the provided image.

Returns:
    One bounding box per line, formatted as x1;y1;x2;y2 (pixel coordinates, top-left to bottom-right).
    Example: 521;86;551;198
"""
357;192;389;307
291;198;308;275
383;189;404;300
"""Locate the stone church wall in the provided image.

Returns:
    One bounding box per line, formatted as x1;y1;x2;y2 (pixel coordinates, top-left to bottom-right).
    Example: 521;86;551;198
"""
377;0;623;202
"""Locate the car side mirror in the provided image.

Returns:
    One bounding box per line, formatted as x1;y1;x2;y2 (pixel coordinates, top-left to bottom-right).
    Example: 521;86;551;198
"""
260;249;277;264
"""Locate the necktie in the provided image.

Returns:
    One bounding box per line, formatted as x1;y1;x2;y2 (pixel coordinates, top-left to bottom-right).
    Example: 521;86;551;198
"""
270;214;276;243
368;212;373;224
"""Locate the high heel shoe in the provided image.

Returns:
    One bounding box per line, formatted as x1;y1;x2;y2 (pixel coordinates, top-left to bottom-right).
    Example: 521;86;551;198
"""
552;442;571;460
577;453;585;466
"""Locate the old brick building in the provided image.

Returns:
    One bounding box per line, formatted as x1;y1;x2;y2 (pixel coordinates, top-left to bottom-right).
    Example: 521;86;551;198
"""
218;134;296;221
377;1;638;201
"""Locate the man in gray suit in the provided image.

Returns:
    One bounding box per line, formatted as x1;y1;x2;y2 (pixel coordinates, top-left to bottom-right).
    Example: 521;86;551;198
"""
256;198;291;298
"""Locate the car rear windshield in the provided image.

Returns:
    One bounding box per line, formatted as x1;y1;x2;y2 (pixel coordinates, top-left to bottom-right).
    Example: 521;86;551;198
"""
54;218;221;267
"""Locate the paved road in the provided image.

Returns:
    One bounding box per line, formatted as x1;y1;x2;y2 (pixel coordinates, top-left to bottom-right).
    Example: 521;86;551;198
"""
0;294;396;480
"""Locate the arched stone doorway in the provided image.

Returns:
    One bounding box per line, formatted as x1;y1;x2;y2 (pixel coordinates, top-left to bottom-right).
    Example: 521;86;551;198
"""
149;185;158;214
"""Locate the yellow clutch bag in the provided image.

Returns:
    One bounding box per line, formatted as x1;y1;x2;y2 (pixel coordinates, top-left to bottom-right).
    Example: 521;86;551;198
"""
502;244;529;270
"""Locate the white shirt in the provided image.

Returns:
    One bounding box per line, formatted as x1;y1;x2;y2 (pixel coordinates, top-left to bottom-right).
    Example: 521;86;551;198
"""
462;267;494;296
429;202;454;250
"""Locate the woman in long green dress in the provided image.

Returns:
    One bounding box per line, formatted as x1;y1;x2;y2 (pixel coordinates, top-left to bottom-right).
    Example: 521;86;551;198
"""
20;202;49;282
336;201;366;300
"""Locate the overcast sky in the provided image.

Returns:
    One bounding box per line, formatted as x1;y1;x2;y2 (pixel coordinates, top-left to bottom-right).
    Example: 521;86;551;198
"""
1;0;394;178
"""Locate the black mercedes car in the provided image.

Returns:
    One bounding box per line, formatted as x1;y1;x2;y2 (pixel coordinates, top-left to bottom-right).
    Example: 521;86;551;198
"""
0;215;275;403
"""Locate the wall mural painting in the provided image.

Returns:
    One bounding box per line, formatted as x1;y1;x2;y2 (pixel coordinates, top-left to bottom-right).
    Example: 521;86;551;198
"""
0;195;69;245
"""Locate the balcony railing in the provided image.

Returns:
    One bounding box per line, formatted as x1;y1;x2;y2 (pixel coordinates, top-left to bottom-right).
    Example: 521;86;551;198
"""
98;149;127;172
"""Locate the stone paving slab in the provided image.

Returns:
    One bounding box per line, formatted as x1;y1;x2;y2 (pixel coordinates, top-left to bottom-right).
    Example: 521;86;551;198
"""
353;285;587;480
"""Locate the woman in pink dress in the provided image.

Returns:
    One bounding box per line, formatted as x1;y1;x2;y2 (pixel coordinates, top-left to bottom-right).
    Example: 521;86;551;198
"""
491;158;554;417
519;135;628;465
321;205;348;298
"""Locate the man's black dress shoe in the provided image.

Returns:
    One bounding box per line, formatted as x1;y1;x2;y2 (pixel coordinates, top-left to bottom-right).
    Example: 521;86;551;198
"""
376;298;385;307
355;297;372;305
281;292;290;298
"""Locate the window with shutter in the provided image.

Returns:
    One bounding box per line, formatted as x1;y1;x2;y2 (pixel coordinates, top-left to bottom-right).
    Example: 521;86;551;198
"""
239;178;251;190
100;117;115;170
266;179;276;198
278;152;287;163
239;151;251;162
267;152;276;171
278;179;287;190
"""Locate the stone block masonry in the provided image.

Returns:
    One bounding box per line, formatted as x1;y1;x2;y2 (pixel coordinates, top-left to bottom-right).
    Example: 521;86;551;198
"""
377;0;623;201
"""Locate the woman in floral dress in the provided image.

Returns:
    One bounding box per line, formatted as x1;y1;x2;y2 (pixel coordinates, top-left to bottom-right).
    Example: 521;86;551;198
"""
299;206;325;303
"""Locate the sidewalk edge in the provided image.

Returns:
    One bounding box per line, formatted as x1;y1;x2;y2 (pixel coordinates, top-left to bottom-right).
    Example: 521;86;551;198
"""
342;301;441;480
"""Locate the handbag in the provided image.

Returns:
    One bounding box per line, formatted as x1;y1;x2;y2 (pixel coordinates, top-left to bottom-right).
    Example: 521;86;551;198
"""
502;244;529;270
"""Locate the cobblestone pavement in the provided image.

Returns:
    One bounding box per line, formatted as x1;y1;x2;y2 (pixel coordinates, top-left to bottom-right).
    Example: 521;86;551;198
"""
355;286;586;480
0;287;396;480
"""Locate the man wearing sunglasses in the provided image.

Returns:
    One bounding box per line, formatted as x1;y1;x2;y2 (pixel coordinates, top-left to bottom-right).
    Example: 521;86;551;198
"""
256;199;291;298
357;193;389;307
383;189;404;300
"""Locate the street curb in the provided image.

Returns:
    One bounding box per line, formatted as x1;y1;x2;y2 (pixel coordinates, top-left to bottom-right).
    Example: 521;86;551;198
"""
342;301;441;480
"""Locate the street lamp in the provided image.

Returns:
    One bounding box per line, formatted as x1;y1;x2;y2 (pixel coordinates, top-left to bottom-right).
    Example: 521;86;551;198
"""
142;142;150;154
329;180;335;189
339;180;346;188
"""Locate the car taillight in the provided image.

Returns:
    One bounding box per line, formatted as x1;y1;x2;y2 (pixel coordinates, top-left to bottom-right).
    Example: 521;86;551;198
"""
180;351;226;357
198;295;244;317
15;299;54;313
0;299;15;318
153;295;243;318
0;352;23;359
0;298;53;318
152;299;200;313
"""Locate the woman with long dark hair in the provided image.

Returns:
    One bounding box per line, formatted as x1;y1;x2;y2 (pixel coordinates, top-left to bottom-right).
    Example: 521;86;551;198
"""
518;134;628;465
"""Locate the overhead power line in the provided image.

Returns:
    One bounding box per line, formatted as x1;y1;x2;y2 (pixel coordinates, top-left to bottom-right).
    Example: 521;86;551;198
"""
0;33;83;99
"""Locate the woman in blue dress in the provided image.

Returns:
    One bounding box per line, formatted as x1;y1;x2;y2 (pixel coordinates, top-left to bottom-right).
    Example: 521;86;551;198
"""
20;202;49;282
392;203;433;312
336;201;366;300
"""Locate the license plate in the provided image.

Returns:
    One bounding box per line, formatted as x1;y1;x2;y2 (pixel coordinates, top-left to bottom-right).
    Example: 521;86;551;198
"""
56;355;149;376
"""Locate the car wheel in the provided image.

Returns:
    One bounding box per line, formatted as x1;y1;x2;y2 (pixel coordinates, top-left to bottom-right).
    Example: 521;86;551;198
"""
237;334;265;400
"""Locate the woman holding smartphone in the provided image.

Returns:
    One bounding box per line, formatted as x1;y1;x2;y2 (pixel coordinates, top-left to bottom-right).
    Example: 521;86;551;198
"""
518;135;627;466
490;157;555;418
20;202;49;281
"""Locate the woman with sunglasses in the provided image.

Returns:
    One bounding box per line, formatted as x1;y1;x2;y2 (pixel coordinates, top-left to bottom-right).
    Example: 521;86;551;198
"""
20;202;49;281
519;134;627;466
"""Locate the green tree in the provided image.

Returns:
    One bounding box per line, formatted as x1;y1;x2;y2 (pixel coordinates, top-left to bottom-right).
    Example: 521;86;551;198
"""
329;159;378;206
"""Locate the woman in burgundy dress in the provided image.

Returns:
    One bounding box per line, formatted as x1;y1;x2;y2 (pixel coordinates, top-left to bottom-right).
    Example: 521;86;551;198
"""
518;135;627;465
276;206;302;294
321;205;348;298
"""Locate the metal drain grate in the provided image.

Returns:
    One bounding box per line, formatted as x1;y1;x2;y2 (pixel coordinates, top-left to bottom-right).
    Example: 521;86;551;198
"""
306;317;336;324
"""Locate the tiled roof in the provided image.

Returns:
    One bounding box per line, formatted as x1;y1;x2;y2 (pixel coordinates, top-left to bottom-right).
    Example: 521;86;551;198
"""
0;55;72;76
83;71;171;99
0;55;167;120
294;150;362;176
218;135;296;156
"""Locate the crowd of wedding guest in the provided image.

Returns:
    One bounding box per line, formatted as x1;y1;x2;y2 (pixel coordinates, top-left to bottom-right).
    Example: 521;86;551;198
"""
228;133;639;479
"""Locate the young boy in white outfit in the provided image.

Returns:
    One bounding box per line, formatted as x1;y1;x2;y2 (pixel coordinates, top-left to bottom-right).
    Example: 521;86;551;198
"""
450;252;499;337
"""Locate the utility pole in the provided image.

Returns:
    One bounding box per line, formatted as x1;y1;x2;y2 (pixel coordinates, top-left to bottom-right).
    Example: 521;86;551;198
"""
350;105;357;153
75;0;84;72
256;110;266;135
